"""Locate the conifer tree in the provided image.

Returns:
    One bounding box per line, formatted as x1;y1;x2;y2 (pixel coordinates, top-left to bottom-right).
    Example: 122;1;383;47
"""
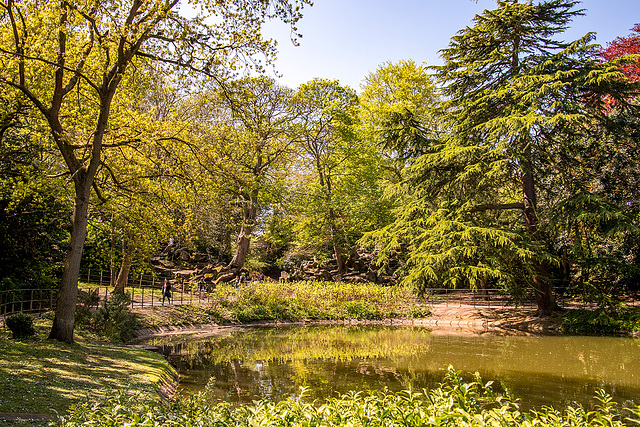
370;0;637;316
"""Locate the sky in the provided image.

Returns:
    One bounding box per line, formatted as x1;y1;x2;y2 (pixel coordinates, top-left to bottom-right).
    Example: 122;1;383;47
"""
261;0;640;91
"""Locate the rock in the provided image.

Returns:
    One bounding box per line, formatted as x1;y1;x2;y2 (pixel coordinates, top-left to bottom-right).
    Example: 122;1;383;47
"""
177;249;191;261
174;269;196;279
279;271;291;282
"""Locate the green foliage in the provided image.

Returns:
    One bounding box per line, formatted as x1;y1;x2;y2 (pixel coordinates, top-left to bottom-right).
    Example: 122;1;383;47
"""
90;293;140;343
563;306;640;335
364;0;640;315
0;109;70;291
344;300;381;320
54;367;640;426
138;281;430;328
74;289;101;327
5;312;35;339
290;79;389;264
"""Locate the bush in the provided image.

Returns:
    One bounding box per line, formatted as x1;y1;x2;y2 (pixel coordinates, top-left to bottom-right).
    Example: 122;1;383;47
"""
92;293;139;343
55;367;640;426
562;306;640;335
344;300;381;319
5;312;36;339
75;289;101;326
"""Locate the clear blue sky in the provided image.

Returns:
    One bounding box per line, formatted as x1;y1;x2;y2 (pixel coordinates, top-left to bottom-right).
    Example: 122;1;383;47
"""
262;0;640;90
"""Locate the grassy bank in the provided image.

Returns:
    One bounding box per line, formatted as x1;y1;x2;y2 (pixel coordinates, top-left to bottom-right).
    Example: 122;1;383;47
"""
134;280;431;328
0;320;177;425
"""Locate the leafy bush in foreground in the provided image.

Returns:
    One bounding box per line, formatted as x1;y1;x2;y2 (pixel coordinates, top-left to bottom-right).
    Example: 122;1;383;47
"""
56;367;640;426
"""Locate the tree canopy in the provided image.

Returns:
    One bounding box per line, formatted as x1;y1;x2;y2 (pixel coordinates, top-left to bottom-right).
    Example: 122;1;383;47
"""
0;0;638;328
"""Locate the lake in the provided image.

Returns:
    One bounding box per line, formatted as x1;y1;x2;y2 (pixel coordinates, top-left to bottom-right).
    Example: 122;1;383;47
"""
140;324;640;409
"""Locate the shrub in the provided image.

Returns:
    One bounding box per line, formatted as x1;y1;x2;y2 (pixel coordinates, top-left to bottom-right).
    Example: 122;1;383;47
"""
54;367;640;426
5;312;36;339
75;289;101;326
344;300;381;320
92;292;139;343
410;304;431;318
562;306;640;335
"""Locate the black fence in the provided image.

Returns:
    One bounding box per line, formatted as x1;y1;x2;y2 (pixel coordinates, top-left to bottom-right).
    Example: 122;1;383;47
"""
424;288;548;308
79;269;215;309
0;288;57;318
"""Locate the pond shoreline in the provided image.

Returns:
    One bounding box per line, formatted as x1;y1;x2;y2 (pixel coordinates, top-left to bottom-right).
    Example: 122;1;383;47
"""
130;305;566;342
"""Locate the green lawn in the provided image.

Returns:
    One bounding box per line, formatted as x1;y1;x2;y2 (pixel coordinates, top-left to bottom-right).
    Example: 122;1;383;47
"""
0;318;176;425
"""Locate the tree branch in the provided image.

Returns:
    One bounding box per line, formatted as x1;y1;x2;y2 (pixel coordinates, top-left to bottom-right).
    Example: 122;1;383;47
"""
469;202;525;212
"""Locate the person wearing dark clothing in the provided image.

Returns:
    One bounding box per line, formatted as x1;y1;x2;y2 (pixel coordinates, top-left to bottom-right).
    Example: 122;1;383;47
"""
162;279;172;304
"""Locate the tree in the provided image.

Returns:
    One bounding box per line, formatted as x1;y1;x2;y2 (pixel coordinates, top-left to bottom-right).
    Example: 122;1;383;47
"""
359;60;440;177
188;77;300;280
0;90;70;290
369;0;637;316
601;23;640;82
293;79;361;273
0;0;310;343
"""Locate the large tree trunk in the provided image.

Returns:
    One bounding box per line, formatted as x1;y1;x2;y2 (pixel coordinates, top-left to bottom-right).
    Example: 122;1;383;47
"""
48;185;90;344
328;207;346;274
522;143;554;316
228;192;258;271
110;214;117;287
113;237;135;294
47;88;115;343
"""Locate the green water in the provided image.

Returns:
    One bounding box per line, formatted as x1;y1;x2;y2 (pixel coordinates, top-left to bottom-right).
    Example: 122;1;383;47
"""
142;325;640;409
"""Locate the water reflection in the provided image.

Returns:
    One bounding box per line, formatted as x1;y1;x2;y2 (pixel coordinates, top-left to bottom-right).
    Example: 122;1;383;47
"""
141;325;640;409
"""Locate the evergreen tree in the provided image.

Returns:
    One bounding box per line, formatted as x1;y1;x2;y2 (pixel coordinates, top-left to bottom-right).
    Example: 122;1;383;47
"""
370;0;637;316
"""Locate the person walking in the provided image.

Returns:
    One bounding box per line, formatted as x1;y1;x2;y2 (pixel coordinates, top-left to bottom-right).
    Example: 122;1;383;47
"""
162;279;172;305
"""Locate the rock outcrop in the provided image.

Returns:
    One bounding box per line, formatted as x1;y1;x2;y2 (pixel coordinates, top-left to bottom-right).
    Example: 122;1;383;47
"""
149;244;395;288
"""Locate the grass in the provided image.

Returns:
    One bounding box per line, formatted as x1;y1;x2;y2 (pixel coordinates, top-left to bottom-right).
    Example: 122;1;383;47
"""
133;280;431;328
0;317;177;425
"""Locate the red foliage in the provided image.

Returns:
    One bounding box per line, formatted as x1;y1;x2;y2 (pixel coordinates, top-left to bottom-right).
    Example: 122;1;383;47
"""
600;23;640;82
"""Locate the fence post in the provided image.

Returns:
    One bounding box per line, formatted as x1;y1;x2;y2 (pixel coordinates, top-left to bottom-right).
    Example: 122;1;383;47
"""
100;270;103;286
87;269;90;283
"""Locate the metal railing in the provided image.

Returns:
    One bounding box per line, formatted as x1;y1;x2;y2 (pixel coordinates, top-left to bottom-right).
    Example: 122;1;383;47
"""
423;288;543;308
79;269;214;309
0;288;57;317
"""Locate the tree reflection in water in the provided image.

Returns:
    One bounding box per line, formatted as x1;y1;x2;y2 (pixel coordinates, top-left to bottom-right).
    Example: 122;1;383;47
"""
140;325;640;410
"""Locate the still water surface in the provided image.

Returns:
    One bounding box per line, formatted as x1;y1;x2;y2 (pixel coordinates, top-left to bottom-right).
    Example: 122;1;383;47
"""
142;325;640;409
